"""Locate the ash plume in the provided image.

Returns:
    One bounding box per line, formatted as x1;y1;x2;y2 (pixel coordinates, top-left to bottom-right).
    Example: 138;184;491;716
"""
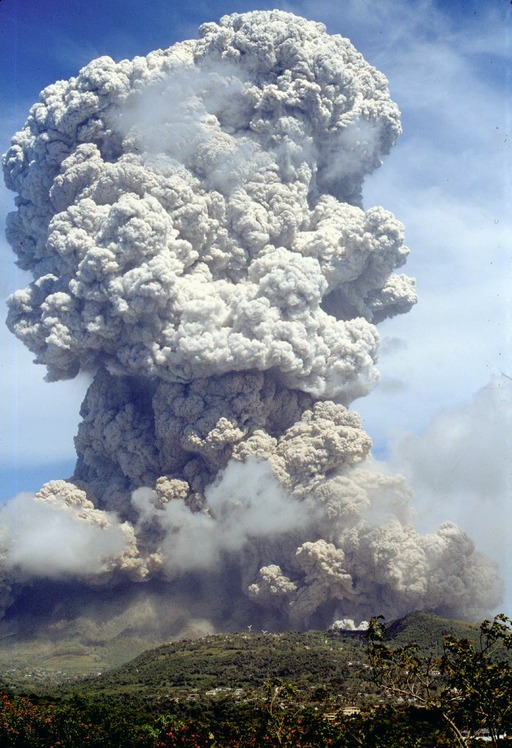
1;10;501;636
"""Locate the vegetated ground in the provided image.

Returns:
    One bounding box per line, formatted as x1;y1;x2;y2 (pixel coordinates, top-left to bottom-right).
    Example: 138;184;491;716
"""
0;630;154;686
2;611;510;747
1;611;480;703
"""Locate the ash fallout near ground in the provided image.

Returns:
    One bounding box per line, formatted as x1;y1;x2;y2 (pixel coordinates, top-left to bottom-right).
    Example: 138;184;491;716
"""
0;10;502;635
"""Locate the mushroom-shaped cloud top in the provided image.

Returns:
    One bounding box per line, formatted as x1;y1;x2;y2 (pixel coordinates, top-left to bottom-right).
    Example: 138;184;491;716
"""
3;10;415;400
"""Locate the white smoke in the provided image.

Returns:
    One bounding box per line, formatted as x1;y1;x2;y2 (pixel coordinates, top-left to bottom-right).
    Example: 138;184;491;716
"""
0;481;134;579
133;457;314;574
0;10;501;635
331;618;369;632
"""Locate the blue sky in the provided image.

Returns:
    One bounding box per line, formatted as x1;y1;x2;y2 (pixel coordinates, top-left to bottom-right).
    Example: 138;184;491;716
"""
0;0;511;607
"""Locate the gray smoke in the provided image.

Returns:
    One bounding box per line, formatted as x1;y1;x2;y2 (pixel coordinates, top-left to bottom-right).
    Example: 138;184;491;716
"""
0;10;501;634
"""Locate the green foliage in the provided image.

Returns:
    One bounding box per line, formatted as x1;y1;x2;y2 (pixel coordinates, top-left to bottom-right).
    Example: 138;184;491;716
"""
441;614;512;746
0;691;55;747
2;612;511;747
366;615;442;707
47;630;360;705
366;613;512;748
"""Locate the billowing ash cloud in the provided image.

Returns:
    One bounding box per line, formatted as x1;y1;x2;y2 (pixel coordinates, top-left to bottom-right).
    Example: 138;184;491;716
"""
1;11;501;635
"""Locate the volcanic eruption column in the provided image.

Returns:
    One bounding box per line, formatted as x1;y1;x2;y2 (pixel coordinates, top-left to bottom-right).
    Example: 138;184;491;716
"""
1;11;501;630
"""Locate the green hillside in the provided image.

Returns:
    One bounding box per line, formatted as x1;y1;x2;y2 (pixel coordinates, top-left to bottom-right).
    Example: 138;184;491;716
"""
386;610;479;650
54;630;362;703
1;612;510;747
6;610;480;705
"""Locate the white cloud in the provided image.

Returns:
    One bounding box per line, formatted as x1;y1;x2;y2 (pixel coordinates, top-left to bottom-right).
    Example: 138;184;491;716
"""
389;378;512;611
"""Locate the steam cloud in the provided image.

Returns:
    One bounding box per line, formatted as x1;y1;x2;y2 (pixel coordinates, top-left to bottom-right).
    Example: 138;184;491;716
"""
1;11;501;635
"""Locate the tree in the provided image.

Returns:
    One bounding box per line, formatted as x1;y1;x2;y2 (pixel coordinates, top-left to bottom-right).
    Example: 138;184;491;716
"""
366;615;467;747
441;614;512;747
366;613;512;747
